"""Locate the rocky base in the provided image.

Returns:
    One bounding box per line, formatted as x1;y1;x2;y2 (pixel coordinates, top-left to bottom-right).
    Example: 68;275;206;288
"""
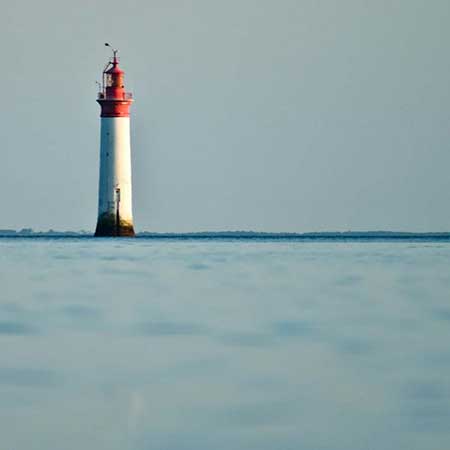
94;213;135;237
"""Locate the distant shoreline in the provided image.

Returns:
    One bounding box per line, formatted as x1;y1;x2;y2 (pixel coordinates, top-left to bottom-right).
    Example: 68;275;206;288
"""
1;230;450;240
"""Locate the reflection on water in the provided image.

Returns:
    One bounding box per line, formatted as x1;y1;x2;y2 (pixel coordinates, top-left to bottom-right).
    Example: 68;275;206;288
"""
1;238;450;450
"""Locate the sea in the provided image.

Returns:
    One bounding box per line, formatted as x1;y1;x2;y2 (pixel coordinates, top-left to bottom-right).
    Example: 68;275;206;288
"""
1;237;449;450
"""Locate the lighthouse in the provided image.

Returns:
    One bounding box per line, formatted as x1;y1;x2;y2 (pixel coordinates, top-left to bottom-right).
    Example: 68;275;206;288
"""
95;44;135;237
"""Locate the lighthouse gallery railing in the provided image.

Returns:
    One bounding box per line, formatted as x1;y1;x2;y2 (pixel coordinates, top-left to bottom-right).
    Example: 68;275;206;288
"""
97;92;133;100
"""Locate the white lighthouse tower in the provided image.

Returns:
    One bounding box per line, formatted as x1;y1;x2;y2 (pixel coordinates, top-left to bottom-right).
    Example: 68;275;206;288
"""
95;45;135;237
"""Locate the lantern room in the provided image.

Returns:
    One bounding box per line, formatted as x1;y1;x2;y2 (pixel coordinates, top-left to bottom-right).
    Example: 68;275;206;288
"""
104;56;125;99
97;47;133;118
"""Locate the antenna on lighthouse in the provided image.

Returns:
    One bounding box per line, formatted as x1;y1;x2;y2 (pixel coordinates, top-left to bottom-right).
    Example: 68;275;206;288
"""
104;42;118;60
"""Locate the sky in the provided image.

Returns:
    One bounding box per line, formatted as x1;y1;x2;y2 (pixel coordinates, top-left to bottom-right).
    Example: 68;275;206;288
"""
1;0;450;232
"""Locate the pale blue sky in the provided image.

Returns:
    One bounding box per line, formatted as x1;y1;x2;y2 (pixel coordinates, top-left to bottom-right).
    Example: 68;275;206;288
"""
1;0;449;232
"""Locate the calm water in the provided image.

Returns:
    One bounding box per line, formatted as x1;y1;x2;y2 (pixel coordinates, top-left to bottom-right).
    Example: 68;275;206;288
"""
1;238;450;450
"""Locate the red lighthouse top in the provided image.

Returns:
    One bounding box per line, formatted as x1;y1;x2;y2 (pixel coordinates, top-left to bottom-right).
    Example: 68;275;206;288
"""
97;47;133;118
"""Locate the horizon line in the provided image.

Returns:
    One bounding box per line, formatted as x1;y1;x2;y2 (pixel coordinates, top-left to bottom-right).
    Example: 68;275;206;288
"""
2;229;450;239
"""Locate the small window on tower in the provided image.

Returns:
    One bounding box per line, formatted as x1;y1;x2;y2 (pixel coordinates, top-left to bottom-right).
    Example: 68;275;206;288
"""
105;74;113;87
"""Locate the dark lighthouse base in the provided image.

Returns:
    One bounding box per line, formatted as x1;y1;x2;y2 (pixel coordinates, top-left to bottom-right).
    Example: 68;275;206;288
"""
94;213;135;237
